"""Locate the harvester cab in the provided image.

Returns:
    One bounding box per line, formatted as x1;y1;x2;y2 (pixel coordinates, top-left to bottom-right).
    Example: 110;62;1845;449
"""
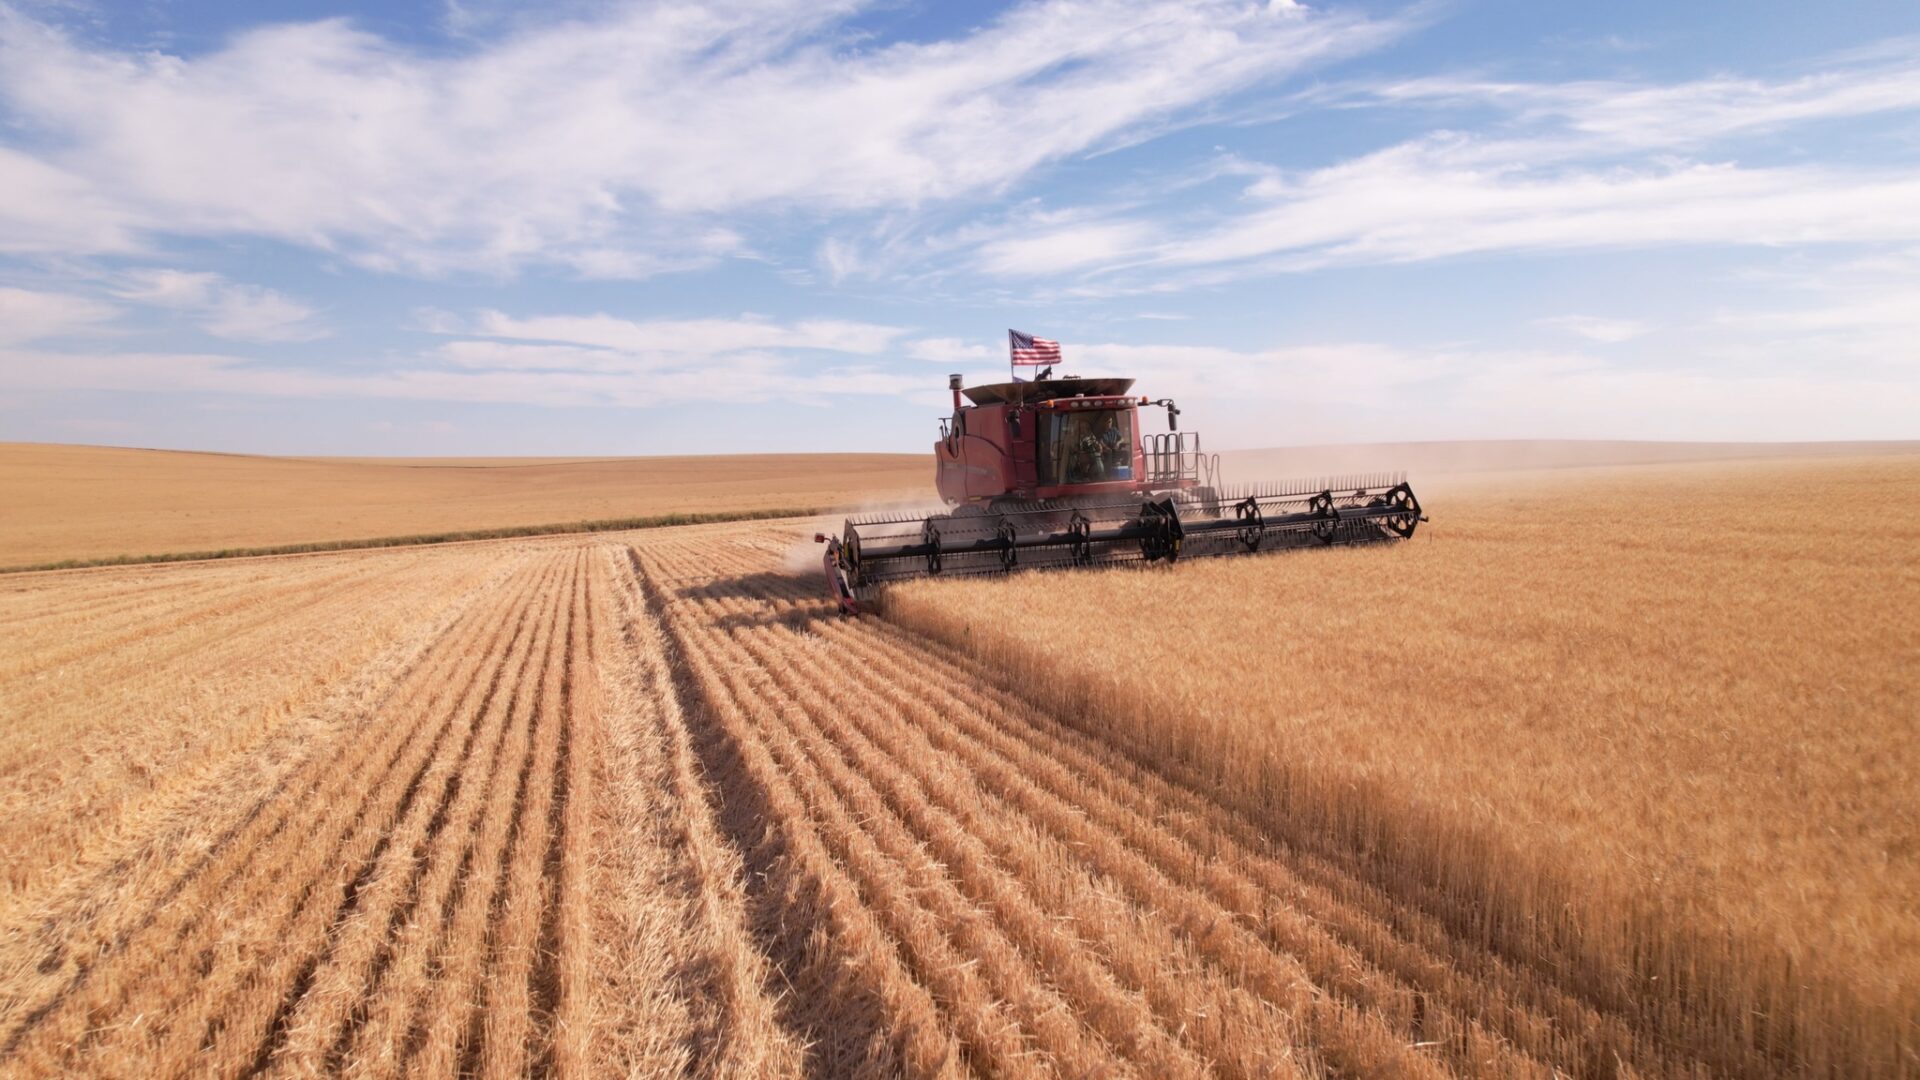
933;373;1208;506
816;372;1425;613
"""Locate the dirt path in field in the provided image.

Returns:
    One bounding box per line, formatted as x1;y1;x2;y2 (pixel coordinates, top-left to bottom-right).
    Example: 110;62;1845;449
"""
0;525;1720;1077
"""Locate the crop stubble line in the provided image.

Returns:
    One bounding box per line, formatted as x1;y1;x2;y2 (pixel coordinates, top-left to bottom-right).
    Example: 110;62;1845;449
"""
629;528;1706;1079
473;547;586;1080
645;553;1336;1068
327;552;570;1077
0;551;561;1075
802;613;1557;1080
640;537;1434;1077
111;551;568;1077
406;549;576;1080
597;545;805;1077
668;568;1445;1080
688;586;1269;1080
0;551;506;924
0;551;536;1052
0;556;407;684
260;552;577;1074
809;615;1638;1078
0;551;526;1053
678;590;1167;1079
630;548;970;1078
852;616;1694;1078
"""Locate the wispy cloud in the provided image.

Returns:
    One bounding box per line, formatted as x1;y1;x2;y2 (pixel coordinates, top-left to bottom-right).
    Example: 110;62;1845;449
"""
461;311;904;356
945;47;1920;285
0;345;929;408
111;269;327;342
1355;46;1920;150
0;286;117;344
1537;315;1650;343
0;1;1404;277
905;337;996;364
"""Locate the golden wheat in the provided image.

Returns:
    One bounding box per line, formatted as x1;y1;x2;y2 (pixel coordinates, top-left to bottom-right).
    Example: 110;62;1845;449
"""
6;453;1907;1077
889;453;1920;1076
0;441;926;565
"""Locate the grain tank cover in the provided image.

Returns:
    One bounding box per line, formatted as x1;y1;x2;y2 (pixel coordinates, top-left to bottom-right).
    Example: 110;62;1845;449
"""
962;376;1136;406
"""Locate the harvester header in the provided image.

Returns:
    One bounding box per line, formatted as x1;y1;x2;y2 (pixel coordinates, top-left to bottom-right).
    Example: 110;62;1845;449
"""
817;371;1425;612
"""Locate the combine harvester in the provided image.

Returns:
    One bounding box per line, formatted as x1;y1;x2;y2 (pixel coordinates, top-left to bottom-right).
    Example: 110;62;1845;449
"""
817;372;1426;612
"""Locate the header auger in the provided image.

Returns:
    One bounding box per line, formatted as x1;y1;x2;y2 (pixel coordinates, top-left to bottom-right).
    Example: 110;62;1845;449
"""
816;372;1426;612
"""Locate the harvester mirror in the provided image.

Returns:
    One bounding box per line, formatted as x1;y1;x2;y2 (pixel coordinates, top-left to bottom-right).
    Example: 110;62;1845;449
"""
1153;399;1180;430
1009;410;1022;437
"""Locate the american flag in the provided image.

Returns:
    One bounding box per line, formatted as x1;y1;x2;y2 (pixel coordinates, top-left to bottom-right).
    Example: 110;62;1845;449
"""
1008;329;1061;367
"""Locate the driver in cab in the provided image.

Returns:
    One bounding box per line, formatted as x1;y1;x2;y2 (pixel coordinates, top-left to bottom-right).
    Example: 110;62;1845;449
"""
1096;415;1129;477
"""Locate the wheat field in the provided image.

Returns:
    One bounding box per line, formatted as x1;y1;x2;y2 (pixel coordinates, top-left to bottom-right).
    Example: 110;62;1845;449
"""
0;443;926;566
0;452;1913;1077
890;453;1920;1076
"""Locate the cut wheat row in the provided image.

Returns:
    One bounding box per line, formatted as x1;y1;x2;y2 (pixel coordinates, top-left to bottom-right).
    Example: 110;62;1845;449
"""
0;549;507;920
641;542;1481;1078
804;611;1655;1078
800;603;1688;1077
0;550;542;1050
0;550;524;1052
263;550;577;1075
633;553;972;1077
681;587;1294;1078
670;588;1203;1076
682;533;1685;1075
632;528;1689;1078
0;550;567;1075
589;545;804;1076
640;538;1464;1076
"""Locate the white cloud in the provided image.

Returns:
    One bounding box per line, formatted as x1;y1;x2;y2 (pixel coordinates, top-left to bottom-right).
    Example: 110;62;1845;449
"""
0;286;118;344
0;1;1402;277
1178;149;1920;269
111;269;222;308
975;133;1920;290
458;311;905;356
1028;338;1920;444
937;47;1920;289
0;345;928;408
111;269;327;342
905;337;996;364
0;147;144;256
1537;315;1650;343
977;220;1161;276
1360;49;1920;151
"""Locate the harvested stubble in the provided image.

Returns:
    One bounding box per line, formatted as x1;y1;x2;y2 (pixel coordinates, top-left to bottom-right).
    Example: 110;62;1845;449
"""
0;539;798;1078
14;465;1903;1078
626;524;1716;1078
888;453;1920;1077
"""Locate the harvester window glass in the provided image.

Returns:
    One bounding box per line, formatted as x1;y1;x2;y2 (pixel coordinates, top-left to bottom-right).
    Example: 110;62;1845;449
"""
1040;408;1132;485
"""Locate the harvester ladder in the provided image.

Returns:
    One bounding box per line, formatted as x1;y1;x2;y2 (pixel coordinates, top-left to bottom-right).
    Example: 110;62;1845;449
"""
1010;431;1038;489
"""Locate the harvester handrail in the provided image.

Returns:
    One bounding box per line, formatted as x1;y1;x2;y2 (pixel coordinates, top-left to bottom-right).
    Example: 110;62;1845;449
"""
1144;431;1206;486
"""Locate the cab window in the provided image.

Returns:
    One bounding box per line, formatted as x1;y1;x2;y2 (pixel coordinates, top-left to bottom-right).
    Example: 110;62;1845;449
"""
1039;409;1132;485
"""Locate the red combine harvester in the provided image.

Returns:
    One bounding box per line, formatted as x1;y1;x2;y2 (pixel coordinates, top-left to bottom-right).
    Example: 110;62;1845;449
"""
816;372;1425;612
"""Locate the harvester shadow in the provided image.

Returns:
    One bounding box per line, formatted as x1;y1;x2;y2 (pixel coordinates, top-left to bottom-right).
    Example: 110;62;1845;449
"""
674;570;818;604
635;562;910;1078
680;568;838;632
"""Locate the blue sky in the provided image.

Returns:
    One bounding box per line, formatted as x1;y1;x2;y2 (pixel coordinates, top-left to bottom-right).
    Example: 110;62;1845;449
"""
1;0;1916;455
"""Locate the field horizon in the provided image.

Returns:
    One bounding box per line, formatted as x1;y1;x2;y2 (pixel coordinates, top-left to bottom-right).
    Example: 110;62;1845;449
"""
7;436;1919;569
